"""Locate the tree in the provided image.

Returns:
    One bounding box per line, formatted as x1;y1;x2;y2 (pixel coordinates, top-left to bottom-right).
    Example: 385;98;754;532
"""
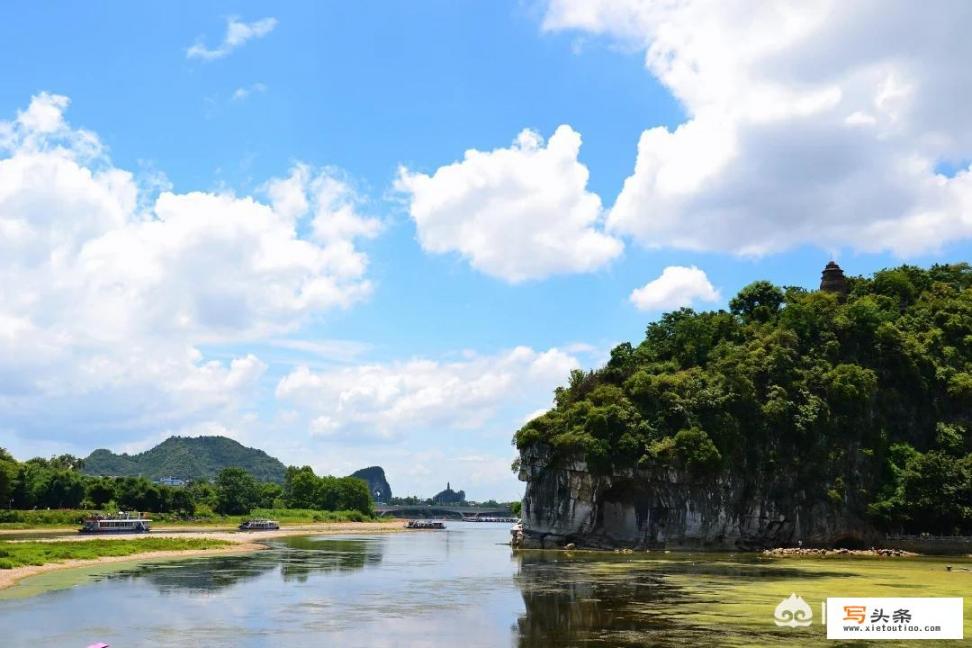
898;451;972;534
335;477;372;515
42;470;86;508
0;448;16;508
115;477;164;512
259;482;283;509
188;480;218;510
169;488;196;516
84;477;117;508
284;466;320;509
49;454;85;472
730;281;785;323
649;427;722;475
215;467;260;515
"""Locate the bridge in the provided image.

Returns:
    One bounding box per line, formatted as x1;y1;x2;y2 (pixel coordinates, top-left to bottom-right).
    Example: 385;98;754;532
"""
374;504;513;520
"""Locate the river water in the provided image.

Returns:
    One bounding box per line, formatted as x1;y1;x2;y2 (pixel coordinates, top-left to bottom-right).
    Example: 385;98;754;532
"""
1;522;970;646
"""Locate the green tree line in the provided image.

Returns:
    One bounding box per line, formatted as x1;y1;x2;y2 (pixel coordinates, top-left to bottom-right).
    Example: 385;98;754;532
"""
515;264;972;535
0;451;372;517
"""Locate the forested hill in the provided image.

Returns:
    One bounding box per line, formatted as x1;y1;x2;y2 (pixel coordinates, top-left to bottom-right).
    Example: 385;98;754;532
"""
83;436;287;483
515;263;972;536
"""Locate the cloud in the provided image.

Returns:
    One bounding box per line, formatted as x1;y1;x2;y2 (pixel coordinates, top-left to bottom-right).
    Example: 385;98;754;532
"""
0;93;378;448
231;83;267;102
268;343;592;500
544;0;972;257
396;125;622;282
629;265;720;311
275;346;580;441
187;16;277;61
269;338;373;363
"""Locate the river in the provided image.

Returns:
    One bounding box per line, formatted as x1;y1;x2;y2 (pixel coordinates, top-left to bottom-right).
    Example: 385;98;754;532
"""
1;522;969;646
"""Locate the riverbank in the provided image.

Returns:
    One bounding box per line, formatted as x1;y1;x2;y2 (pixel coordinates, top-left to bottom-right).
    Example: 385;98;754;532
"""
0;540;254;592
0;519;404;539
0;520;404;592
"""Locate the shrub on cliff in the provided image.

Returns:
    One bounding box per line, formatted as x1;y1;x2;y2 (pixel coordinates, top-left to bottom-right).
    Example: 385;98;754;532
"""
647;427;723;476
514;263;972;535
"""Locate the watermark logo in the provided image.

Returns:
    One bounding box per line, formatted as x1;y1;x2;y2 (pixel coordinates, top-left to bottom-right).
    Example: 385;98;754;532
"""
774;593;813;627
826;597;963;640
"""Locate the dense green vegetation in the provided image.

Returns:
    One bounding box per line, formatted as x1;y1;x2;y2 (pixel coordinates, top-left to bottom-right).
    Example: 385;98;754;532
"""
515;264;972;535
0;537;230;570
282;466;373;514
247;508;372;523
83;435;287;483
0;451;374;524
0;508;373;529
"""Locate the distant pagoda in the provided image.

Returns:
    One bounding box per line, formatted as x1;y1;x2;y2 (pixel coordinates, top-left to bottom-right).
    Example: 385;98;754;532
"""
819;260;848;296
432;482;466;505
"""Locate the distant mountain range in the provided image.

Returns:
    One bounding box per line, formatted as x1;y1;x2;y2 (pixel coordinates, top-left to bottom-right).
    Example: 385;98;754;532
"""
83;436;288;483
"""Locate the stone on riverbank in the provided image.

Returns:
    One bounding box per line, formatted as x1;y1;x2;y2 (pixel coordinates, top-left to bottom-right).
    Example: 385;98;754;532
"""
761;547;917;558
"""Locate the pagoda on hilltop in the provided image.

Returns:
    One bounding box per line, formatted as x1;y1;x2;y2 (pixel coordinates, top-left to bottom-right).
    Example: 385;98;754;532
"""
432;482;466;505
819;260;848;296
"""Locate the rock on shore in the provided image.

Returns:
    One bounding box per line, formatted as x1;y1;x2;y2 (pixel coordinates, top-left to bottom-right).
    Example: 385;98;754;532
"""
762;547;917;557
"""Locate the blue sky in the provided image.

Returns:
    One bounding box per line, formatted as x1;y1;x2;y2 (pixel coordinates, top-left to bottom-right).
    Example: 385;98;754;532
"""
2;1;971;499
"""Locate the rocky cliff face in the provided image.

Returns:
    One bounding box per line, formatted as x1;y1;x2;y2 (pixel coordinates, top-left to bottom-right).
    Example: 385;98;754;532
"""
517;445;877;551
350;466;392;503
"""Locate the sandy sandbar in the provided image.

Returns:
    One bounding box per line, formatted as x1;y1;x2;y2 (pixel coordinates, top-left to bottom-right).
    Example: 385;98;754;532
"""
0;520;404;592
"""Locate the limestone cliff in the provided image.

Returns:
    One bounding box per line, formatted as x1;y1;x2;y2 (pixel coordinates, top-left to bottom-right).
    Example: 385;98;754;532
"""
517;445;875;551
349;466;392;503
513;265;972;550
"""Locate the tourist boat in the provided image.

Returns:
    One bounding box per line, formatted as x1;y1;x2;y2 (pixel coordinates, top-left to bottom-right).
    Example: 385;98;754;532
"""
405;520;446;529
238;519;280;531
79;512;151;534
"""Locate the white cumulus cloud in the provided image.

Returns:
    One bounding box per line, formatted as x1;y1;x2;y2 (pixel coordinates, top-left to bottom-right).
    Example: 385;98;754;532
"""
187;16;278;61
396;125;622;282
275;346;580;441
629;265;720;311
544;0;972;257
0;93;378;448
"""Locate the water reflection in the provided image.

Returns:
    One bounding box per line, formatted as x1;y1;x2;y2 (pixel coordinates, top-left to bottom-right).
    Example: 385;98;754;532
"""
1;525;965;647
107;535;385;593
513;552;854;647
515;553;680;646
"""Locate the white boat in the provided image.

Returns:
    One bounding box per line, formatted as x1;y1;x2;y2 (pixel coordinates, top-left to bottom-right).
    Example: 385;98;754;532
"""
239;519;280;531
79;512;151;534
405;520;446;529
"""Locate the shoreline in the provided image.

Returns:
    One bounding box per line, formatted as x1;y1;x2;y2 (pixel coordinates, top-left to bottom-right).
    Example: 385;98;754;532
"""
0;520;404;592
0;542;265;593
2;520;404;544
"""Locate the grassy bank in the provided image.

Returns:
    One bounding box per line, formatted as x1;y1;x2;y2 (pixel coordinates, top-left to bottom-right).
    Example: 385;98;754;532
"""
247;508;374;523
0;508;377;530
0;537;232;569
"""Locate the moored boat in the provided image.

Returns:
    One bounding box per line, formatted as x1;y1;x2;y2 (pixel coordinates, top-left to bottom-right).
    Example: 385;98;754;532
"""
239;519;280;531
79;512;151;534
405;520;446;529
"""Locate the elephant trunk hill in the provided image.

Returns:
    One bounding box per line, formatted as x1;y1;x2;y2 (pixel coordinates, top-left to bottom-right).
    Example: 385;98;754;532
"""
514;263;972;552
